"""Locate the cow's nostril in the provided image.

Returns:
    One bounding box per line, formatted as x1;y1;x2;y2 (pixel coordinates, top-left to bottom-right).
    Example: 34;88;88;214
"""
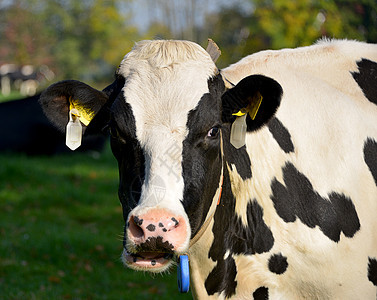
129;215;144;238
171;217;179;227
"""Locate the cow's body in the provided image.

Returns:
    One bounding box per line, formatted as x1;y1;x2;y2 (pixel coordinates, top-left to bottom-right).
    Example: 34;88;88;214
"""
190;40;377;299
39;39;377;299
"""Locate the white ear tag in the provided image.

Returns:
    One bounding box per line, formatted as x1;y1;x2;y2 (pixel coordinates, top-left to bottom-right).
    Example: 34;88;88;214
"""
66;108;82;150
230;113;247;149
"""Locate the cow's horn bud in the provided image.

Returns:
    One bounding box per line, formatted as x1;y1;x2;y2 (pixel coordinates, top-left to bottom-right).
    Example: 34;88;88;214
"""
206;39;221;63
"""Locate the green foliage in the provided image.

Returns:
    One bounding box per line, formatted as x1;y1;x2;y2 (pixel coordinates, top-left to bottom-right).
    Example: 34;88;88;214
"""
0;3;53;66
2;0;375;84
253;0;341;49
202;0;377;67
0;0;139;83
0;144;192;299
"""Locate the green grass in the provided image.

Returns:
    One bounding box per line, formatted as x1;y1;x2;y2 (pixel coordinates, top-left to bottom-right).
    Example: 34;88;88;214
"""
0;144;192;299
0;91;23;103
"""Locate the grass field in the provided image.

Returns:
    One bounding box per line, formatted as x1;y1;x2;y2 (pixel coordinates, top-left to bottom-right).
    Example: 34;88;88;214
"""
0;91;23;103
0;143;192;299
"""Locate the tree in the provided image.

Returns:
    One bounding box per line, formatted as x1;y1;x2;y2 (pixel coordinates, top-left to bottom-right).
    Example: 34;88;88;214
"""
202;0;377;68
0;0;139;84
0;2;54;66
252;0;344;49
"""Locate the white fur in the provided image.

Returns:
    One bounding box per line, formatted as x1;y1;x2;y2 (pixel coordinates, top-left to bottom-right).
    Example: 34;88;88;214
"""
189;40;377;299
117;40;218;251
115;39;377;299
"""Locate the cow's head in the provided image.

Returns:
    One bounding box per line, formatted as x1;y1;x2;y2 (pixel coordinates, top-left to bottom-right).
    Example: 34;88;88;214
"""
40;40;282;273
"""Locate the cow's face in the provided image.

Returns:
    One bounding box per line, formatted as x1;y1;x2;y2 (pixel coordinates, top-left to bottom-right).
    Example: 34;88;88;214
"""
39;40;282;273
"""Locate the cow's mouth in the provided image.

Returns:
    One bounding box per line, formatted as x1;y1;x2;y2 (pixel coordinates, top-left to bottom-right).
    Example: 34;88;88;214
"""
122;236;176;272
123;250;175;271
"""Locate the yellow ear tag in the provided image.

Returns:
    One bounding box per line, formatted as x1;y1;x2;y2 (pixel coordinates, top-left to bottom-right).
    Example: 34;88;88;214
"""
232;110;246;117
230;93;263;149
69;100;94;126
249;92;263;120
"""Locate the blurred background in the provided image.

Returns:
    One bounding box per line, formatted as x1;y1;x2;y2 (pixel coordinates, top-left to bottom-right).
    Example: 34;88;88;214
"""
1;0;376;95
0;0;376;299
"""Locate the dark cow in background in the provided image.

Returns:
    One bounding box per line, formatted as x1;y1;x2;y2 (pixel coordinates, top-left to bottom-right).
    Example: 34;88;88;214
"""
0;95;106;155
40;39;377;299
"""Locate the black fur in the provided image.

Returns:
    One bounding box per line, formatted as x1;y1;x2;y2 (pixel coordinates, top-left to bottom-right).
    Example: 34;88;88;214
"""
253;287;269;300
182;75;225;236
368;257;377;286
363;138;377;186
135;236;174;253
271;162;360;242
222;125;252;180
109;93;145;223
86;75;126;134
204;253;238;297
268;253;288;274
352;59;377;106
268;118;294;153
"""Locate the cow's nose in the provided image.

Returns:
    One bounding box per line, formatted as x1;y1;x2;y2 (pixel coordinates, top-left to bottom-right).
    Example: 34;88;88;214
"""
127;209;187;249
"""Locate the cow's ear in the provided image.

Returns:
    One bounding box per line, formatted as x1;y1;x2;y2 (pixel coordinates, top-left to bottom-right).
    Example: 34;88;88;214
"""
221;75;283;131
39;80;109;133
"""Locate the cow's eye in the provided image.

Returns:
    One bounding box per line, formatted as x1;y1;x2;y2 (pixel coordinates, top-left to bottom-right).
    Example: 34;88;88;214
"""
109;126;118;138
207;126;219;138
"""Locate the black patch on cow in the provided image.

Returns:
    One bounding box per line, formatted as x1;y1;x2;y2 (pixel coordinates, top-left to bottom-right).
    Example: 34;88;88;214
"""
146;224;155;232
352;59;377;106
223;127;252;180
109;92;146;224
133;216;143;226
271;162;360;242
253;287;269;300
268;253;288;275
268;118;294;153
204;171;274;297
368;257;377;286
182;75;226;236
205;254;237;297
364;138;377;186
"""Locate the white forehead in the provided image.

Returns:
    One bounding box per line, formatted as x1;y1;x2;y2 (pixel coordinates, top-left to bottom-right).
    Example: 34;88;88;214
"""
118;40;218;149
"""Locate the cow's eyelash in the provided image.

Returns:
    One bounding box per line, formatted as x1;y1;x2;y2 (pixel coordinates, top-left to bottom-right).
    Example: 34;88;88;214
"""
109;124;127;144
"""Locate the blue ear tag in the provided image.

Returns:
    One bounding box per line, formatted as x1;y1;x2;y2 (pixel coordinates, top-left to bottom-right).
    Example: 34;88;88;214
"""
177;255;190;293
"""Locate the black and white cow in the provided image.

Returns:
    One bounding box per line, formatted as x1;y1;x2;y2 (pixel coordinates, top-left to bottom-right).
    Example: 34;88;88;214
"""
40;39;377;299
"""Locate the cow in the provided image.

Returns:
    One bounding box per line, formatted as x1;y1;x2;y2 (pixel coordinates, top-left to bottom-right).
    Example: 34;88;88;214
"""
39;39;377;299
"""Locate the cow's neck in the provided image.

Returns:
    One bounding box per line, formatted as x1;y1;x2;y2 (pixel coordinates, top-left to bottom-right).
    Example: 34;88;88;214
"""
188;129;277;298
189;168;248;298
